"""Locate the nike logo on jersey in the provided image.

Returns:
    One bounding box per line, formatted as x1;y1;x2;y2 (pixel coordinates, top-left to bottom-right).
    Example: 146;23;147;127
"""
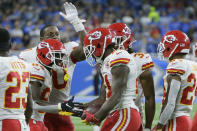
33;67;40;71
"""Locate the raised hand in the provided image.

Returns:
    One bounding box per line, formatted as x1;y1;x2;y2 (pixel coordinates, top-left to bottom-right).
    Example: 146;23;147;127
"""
59;2;85;32
59;2;78;23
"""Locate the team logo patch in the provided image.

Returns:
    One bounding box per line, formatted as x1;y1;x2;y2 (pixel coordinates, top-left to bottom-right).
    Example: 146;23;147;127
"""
163;35;177;43
88;31;102;41
37;42;50;49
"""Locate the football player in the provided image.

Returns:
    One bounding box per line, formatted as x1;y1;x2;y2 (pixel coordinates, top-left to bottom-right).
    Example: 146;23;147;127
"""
193;42;197;60
191;42;197;131
83;23;155;131
19;2;86;131
82;28;142;131
108;23;155;130
26;39;83;131
153;30;196;131
0;28;32;131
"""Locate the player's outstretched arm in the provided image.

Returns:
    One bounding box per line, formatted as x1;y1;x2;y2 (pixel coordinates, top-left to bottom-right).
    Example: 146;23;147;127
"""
139;69;155;129
33;100;83;117
30;83;83;116
156;74;181;129
60;2;86;62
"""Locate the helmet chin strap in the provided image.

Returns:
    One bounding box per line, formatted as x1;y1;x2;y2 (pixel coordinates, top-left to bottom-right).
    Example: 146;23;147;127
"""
119;36;129;50
168;44;179;59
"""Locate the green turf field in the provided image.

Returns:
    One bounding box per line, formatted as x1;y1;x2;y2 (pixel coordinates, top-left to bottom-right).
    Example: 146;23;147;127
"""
71;103;197;131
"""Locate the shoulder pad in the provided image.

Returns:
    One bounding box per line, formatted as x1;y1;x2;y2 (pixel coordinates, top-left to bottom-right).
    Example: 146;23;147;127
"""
167;59;186;75
109;50;131;67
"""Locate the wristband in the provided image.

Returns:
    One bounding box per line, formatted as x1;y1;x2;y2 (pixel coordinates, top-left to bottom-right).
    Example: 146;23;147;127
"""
70;18;85;32
57;103;62;111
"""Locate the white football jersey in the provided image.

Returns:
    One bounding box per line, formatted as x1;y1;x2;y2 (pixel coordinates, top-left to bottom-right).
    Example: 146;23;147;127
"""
131;53;154;78
101;49;139;112
30;62;52;121
49;41;78;104
0;56;31;120
19;47;37;63
130;53;154;108
163;59;197;118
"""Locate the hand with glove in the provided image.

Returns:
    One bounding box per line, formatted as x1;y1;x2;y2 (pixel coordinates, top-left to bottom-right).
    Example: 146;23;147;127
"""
58;96;84;117
59;2;85;32
81;110;100;126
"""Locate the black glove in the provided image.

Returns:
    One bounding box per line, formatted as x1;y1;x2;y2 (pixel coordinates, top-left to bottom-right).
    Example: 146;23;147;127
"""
61;96;74;112
70;107;84;117
61;96;84;117
73;102;84;109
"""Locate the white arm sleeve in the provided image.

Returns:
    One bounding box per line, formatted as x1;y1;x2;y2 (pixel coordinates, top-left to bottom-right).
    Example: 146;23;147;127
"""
158;79;181;125
33;102;59;114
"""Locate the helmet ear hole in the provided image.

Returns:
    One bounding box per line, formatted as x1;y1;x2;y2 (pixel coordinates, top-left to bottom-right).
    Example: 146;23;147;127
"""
97;43;100;48
42;54;46;58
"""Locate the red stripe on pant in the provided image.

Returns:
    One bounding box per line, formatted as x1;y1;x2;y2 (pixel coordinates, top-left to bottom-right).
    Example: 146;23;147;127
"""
163;116;192;131
101;108;142;131
116;108;128;131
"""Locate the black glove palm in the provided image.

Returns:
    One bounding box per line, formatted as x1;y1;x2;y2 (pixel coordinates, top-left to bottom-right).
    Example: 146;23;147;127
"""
61;96;84;117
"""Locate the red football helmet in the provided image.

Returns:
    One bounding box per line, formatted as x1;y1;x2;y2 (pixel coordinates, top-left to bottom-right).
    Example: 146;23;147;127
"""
36;39;67;69
158;30;190;59
83;28;114;66
108;23;134;50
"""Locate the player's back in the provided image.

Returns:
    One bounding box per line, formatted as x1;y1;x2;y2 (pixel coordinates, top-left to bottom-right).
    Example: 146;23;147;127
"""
163;59;197;118
130;52;154;97
101;49;138;112
130;52;154;113
0;56;31;120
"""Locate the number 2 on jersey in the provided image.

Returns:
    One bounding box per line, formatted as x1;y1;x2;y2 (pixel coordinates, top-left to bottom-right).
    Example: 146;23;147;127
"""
180;73;197;105
4;71;29;109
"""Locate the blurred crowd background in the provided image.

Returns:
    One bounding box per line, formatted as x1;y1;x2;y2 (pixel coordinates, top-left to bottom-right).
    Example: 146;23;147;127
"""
0;0;197;56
